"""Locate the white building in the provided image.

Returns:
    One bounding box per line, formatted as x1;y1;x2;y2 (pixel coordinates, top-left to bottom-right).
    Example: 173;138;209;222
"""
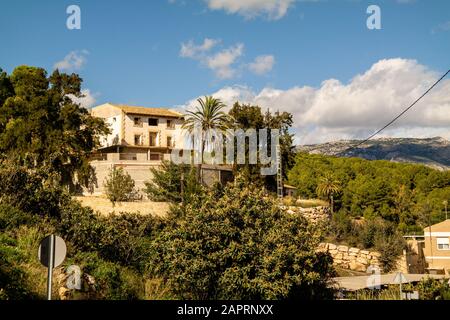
87;103;186;195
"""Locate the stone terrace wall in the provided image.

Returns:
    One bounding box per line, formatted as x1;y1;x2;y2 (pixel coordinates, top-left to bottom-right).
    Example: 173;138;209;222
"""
284;206;330;224
318;243;382;272
318;243;409;273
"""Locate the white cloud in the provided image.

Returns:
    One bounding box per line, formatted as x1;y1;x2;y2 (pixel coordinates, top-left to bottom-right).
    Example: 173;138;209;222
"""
180;39;277;80
68;89;97;109
180;39;245;79
180;38;220;58
206;43;244;79
180;58;450;144
432;21;450;34
204;0;296;20
54;50;89;71
248;55;275;75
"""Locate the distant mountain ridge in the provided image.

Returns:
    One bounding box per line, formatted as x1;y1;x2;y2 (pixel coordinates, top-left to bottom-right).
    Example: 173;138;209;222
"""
296;137;450;170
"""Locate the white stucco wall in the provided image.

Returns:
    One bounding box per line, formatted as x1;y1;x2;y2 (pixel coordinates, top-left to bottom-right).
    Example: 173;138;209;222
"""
123;114;185;148
100;115;122;147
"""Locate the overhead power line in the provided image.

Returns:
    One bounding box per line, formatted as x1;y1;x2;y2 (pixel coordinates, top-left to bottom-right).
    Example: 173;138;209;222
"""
336;68;450;156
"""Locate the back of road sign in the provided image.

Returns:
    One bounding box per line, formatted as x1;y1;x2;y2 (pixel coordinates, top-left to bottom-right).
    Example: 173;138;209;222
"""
393;272;407;284
38;235;67;268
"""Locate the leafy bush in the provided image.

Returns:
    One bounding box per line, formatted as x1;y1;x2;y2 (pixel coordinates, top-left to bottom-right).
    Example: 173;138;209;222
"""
0;204;35;231
103;167;139;206
101;213;165;271
416;278;450;300
150;176;335;300
58;201;107;252
144;161;202;204
59;200;164;270
374;233;405;272
67;252;144;300
0;162;68;218
0;234;36;300
328;210;355;244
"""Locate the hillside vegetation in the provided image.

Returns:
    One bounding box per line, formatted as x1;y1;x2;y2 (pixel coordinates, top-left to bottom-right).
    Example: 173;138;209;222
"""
288;153;450;234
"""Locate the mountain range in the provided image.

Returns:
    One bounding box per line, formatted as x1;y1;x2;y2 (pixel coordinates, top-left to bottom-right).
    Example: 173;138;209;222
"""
297;137;450;171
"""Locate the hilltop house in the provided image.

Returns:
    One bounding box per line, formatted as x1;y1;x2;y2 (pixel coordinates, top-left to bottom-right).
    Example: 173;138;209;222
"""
423;219;450;275
87;103;185;194
87;103;233;196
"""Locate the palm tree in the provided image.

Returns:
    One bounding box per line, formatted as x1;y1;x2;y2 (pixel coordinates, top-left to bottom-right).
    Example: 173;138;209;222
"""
182;96;232;183
316;173;340;213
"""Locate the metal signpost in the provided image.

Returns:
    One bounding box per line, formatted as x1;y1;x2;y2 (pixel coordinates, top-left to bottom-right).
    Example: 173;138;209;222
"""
38;235;67;300
393;272;407;300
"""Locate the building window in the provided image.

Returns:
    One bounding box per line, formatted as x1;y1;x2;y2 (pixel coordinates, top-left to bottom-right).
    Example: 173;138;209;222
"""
133;117;142;127
167;136;172;147
149;132;158;146
148;118;158;126
437;237;450;250
167;119;175;129
134;134;143;146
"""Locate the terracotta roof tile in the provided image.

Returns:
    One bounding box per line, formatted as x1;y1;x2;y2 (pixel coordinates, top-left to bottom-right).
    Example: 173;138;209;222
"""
110;103;183;118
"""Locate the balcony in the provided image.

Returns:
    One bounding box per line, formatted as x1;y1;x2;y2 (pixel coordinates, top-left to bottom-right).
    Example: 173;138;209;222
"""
90;152;171;163
120;153;138;161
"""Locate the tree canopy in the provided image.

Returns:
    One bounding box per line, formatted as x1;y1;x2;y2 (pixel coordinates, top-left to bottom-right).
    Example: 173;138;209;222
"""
0;66;109;188
288;153;450;232
228;102;296;190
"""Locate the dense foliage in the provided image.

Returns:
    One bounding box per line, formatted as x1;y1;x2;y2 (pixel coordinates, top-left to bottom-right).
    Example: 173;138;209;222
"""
0;186;166;300
149;176;335;299
0;66;109;189
0;161;68;218
229;102;296;190
144;161;202;203
0;163;336;300
103;167;139;206
289;153;450;233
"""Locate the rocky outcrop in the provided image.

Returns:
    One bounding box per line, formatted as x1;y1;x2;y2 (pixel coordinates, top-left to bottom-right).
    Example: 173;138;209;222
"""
56;267;97;300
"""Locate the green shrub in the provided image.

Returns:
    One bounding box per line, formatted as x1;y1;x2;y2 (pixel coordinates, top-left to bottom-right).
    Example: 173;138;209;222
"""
103;167;139;206
68;252;144;300
144;161;202;203
101;213;165;271
59;200;164;271
58;200;106;252
328;210;355;244
0;234;36;300
0;162;68;218
327;214;405;270
416;277;450;300
150;176;336;300
374;233;405;272
0;204;35;231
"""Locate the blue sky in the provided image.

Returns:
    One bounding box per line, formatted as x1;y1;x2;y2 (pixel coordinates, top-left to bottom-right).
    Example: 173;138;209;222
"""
0;0;449;143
